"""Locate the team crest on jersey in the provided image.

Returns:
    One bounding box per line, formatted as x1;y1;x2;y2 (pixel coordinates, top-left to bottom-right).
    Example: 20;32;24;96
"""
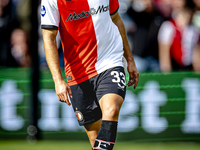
41;5;46;17
66;5;109;22
75;111;84;121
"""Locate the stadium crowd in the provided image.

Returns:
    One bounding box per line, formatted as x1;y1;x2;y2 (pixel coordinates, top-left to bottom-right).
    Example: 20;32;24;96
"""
0;0;200;72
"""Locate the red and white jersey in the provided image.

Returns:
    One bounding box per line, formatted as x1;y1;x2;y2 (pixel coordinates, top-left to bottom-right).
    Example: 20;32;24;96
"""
41;0;124;86
158;20;200;67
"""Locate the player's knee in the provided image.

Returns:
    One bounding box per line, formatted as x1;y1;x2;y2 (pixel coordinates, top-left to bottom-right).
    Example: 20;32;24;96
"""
103;106;120;120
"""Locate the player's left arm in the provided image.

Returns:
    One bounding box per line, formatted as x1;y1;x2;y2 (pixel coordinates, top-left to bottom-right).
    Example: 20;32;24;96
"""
111;12;139;88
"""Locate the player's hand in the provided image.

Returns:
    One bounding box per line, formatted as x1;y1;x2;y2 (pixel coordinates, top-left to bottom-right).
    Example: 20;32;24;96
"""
55;79;72;106
127;59;139;89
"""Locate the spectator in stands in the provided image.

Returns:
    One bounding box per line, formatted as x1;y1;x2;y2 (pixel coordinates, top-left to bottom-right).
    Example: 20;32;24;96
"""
15;0;31;36
126;0;171;72
192;0;200;71
158;0;200;72
10;28;30;67
154;0;172;19
192;0;200;29
193;0;200;9
0;0;19;67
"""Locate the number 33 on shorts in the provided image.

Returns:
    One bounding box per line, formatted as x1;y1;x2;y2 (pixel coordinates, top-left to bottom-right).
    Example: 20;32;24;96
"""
111;71;126;90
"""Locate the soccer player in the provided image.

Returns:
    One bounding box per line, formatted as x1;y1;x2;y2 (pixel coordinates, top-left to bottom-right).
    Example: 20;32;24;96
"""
41;0;139;149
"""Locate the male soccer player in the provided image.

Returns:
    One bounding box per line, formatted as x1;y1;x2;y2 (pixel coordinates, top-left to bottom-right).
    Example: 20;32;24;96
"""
41;0;139;149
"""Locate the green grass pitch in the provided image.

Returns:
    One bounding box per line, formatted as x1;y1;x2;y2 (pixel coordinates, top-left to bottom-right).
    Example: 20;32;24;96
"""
0;140;200;150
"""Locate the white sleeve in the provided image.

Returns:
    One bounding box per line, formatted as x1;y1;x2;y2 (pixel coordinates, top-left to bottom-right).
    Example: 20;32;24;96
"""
41;0;60;30
158;21;175;45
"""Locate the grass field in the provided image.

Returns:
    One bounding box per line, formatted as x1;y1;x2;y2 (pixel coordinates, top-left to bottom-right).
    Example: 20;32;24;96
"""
0;140;200;150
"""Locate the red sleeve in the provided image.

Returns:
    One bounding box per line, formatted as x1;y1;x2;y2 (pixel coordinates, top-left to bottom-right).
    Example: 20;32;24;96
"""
109;0;119;15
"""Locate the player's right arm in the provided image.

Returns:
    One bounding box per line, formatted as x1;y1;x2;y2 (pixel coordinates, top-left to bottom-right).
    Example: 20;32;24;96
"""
41;0;72;105
42;29;72;105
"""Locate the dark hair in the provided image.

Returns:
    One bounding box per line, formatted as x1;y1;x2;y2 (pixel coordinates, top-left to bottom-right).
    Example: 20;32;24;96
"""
185;0;196;11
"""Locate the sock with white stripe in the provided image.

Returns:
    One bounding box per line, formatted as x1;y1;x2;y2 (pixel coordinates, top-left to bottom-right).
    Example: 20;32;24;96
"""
93;120;118;150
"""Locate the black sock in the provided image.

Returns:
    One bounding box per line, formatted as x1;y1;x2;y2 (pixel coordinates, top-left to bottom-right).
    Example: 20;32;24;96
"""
93;120;118;150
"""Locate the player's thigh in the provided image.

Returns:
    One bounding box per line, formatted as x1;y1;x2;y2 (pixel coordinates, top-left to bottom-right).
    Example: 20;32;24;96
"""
96;66;126;121
99;93;124;121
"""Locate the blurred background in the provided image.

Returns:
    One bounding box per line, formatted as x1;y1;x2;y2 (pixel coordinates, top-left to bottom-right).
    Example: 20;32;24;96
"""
0;0;200;149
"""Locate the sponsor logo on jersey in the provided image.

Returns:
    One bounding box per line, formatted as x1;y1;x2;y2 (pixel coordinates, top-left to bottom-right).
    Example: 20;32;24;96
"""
66;5;109;22
66;11;90;22
41;5;46;17
89;5;109;15
75;111;84;121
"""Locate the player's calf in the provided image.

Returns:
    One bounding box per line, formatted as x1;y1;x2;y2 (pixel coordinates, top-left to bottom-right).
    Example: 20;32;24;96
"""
93;120;118;150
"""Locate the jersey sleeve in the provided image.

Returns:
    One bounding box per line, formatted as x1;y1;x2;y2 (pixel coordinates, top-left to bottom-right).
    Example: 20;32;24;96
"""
109;0;119;15
41;0;60;30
